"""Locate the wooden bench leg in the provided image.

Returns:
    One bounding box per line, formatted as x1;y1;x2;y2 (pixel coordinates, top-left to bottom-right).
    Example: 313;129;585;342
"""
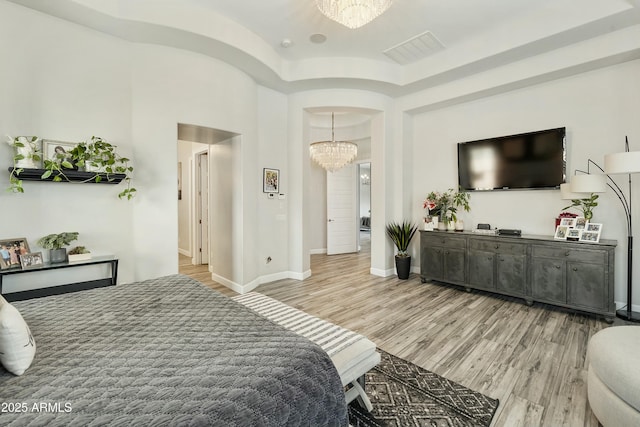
345;375;373;412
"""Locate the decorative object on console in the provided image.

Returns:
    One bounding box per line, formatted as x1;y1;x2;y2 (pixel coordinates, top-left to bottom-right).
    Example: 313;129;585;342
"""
68;246;92;262
315;0;393;29
385;221;418;280
562;193;599;221
563;136;637;322
0;238;30;270
310;112;358;172
423;187;471;229
37;232;79;263
554;226;569;240
19;252;43;269
555;211;578;229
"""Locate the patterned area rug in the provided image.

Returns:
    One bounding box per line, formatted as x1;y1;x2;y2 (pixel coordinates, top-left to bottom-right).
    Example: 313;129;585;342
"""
348;349;499;427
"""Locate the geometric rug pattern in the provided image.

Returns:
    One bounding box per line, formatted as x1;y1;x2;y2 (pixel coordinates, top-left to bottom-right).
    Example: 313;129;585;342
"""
348;349;499;427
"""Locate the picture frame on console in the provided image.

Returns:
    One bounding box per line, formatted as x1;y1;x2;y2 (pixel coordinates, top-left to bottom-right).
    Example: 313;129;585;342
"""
574;217;588;230
586;223;603;233
566;229;582;241
554;225;569;240
560;217;577;228
20;252;43;269
0;237;30;270
580;230;601;243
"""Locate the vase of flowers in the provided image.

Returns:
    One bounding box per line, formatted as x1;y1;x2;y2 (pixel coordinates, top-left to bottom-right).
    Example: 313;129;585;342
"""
423;187;471;231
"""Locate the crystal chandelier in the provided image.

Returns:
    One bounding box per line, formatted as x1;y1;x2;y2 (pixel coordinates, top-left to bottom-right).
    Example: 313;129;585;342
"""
316;0;393;29
310;113;358;172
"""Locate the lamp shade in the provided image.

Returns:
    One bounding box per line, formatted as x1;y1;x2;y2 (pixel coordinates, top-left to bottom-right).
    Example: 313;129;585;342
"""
605;151;640;174
570;174;607;193
560;183;591;200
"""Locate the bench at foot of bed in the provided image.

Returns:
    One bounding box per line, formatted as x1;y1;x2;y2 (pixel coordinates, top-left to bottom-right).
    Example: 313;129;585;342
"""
232;292;380;411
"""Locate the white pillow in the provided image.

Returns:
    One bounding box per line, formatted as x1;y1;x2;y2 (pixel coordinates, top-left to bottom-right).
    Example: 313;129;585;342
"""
0;295;36;375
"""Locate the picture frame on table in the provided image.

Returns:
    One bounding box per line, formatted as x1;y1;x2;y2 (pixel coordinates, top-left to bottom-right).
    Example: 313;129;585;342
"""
263;168;279;193
574;217;588;230
559;217;577;228
586;223;603;233
42;139;77;163
580;230;601;243
20;252;44;269
554;225;569;240
566;228;582;241
0;237;30;270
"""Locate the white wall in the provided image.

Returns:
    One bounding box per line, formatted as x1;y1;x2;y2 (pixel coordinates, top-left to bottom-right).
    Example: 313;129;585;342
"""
0;1;134;291
408;60;640;308
130;44;260;287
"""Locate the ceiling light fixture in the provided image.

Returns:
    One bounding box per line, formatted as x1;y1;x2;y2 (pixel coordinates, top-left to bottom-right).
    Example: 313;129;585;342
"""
310;113;358;172
315;0;393;29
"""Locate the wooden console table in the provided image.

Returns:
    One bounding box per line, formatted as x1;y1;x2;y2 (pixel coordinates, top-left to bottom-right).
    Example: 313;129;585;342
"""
420;230;616;320
0;255;118;302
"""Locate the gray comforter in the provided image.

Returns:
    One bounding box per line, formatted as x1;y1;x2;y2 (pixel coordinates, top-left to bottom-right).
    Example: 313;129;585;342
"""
0;274;348;426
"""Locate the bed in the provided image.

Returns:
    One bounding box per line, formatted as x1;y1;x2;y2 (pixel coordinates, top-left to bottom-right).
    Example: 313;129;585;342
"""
0;274;348;426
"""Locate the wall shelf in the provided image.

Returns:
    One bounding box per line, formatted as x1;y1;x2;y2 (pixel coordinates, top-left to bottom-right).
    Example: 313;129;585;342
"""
7;167;125;184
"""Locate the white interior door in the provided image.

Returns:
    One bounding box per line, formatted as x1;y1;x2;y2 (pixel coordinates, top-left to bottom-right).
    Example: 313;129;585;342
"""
327;164;358;255
197;152;209;264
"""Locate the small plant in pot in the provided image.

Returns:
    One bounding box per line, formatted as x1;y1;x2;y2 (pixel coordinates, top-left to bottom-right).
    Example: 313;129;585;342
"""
68;245;92;262
37;232;79;263
563;193;598;221
386;221;418;280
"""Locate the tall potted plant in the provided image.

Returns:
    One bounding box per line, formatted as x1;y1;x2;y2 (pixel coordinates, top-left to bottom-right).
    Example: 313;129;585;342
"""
37;232;79;263
386;221;418;280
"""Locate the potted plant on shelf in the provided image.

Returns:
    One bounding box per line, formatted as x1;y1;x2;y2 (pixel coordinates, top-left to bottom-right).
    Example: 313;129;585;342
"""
7;136;42;193
7;135;136;199
563;193;598;221
386;221;418;280
69;136;136;200
37;232;79;263
68;246;92;262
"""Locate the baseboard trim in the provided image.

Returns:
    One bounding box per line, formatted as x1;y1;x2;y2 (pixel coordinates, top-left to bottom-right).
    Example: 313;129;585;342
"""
310;248;327;255
178;248;190;257
615;301;640;313
370;267;394;277
211;270;312;294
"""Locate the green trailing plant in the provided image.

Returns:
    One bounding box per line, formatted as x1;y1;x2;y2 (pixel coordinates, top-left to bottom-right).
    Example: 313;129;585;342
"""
37;232;79;250
563;193;599;221
6;136;42;193
385;221;418;257
7;135;136;199
68;246;90;255
69;136;136;200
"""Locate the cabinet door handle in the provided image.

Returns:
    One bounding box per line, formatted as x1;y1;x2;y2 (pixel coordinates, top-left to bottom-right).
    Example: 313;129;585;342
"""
555;265;561;269
445;251;450;255
436;249;441;254
565;251;570;257
573;267;578;271
488;257;493;261
495;245;499;249
499;258;505;262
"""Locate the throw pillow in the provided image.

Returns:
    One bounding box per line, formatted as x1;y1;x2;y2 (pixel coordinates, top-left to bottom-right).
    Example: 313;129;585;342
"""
0;295;36;375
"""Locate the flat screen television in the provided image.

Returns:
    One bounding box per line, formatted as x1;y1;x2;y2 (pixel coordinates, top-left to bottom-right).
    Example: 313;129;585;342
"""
457;127;566;191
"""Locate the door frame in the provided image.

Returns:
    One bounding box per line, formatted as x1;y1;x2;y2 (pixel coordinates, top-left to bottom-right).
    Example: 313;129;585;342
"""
194;150;209;265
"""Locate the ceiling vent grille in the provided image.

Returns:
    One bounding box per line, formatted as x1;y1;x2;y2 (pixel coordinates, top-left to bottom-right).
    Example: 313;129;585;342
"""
383;31;445;65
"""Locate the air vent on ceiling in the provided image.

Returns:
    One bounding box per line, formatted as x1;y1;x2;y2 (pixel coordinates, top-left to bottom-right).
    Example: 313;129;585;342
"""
383;31;445;65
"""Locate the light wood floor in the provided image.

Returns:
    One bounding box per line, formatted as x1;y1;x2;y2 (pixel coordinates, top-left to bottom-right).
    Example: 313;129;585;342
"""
179;242;623;427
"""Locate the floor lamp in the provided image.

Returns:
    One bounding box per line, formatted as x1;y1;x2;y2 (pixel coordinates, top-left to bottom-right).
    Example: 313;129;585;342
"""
562;138;637;322
605;137;640;322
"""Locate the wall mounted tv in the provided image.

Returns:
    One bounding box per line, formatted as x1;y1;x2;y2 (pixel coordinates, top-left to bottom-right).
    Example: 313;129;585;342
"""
457;127;566;191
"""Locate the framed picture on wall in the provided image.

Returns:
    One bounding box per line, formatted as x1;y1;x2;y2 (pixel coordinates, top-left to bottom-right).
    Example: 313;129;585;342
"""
263;168;279;193
0;237;30;270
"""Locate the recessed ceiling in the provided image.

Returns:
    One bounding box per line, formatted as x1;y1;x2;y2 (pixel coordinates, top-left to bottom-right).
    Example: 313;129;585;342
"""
7;0;640;97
